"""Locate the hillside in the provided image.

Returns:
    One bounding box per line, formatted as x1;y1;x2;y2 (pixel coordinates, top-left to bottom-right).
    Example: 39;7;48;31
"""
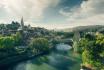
60;25;104;32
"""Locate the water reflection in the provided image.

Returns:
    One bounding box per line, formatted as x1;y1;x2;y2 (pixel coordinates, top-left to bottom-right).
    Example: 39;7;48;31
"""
47;52;77;70
11;44;81;70
56;43;72;51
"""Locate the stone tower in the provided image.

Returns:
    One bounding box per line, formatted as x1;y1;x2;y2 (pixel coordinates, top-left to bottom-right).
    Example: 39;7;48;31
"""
21;17;24;30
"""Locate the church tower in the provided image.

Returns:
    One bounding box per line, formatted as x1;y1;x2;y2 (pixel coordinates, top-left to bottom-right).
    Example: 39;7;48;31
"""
21;17;24;30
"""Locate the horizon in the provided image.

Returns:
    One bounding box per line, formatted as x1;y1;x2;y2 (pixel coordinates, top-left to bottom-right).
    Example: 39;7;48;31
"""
0;0;104;29
1;19;104;30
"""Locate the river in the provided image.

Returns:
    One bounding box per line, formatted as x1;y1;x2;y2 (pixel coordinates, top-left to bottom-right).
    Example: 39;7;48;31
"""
9;43;82;70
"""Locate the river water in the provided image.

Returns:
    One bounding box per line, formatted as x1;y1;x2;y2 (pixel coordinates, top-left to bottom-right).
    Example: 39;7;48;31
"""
10;44;82;70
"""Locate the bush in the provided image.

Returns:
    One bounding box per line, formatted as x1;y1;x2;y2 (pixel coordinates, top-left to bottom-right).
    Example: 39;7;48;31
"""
29;38;50;53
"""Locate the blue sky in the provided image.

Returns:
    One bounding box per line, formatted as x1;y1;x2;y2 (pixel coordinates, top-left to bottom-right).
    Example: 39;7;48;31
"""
0;0;104;29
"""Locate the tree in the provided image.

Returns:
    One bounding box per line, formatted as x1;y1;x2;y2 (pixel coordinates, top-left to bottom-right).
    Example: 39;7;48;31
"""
73;31;80;52
0;24;5;30
29;38;50;53
13;32;23;46
0;36;14;49
6;21;20;30
79;33;104;69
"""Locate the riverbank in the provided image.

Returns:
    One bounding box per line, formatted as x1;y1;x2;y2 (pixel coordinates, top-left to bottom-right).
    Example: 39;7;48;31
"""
0;52;49;70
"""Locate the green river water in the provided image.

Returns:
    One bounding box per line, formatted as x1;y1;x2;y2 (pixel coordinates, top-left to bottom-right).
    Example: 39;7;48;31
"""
10;44;82;70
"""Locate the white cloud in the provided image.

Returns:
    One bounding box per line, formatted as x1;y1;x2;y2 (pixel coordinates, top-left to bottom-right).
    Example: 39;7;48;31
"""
0;0;104;29
60;0;104;28
81;0;104;15
0;0;59;22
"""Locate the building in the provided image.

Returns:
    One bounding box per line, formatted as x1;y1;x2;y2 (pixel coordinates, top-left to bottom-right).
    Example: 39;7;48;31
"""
18;17;25;31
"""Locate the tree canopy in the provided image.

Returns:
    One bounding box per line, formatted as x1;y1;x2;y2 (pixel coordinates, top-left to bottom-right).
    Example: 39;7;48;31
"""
78;33;104;69
29;38;50;52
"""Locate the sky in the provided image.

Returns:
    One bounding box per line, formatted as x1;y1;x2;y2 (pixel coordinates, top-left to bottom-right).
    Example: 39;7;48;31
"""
0;0;104;29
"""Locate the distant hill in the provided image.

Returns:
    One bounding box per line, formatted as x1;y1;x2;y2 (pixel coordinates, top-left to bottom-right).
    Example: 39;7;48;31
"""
59;25;104;32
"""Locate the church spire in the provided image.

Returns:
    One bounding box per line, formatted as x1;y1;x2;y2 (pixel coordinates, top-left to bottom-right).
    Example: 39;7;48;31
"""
21;17;24;30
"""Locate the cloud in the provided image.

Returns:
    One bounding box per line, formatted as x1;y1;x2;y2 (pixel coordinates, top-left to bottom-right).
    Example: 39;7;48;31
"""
60;0;104;28
0;0;104;29
81;0;104;15
0;0;59;22
25;21;71;29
